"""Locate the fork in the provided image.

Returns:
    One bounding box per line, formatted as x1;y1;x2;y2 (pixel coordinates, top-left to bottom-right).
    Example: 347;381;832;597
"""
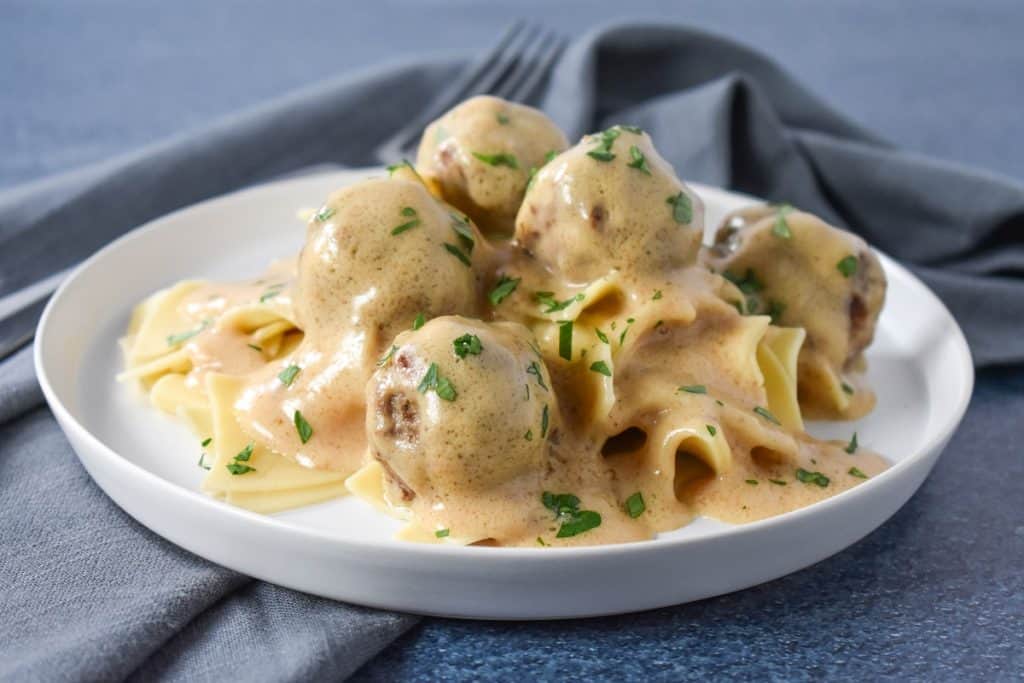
0;23;568;364
374;21;567;165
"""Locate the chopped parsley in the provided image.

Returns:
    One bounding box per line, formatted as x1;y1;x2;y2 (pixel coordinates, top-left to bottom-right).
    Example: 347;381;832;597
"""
443;242;472;267
377;345;397;367
489;275;521;305
618;125;644;134
413;312;426;330
453;333;483;358
247;343;263;352
745;479;758;485
472;151;519;169
845;432;859;454
795;468;830;487
314;206;335;222
536;536;548;546
201;437;212;447
417;362;457;401
278;364;301;386
619;318;635;345
754;406;781;425
678;385;707;394
589;360;612;377
625;492;646;518
535;290;584;314
391;206;421;235
841;381;855;395
234;443;253;461
450;212;475;253
768;479;787;486
166;319;211;347
595;328;609;344
772;205;793;239
586;127;620;162
226;442;256;475
197;454;211;470
849;467;869;479
723;269;764;295
526;361;548;391
652;289;663;300
541;404;550;438
666;192;693;224
496;112;510;125
226;462;255;475
294;411;313;444
259;284;285;303
542;491;602;537
627;145;651;175
837;255;858;278
558;320;573;361
706;424;717;437
435;528;451;538
524;429;533;441
526;150;558;190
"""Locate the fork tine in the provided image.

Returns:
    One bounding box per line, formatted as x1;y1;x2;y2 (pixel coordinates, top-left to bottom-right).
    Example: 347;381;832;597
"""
501;32;568;105
456;22;543;103
489;26;548;101
378;21;528;159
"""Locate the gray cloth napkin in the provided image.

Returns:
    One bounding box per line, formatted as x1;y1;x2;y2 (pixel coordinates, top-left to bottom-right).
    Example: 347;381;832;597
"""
2;22;1022;681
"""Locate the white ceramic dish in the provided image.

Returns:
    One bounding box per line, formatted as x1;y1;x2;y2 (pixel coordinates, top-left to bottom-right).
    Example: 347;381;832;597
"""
35;169;973;619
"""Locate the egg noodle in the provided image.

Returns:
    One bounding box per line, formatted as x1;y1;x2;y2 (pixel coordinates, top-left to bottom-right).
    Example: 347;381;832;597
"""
119;96;888;547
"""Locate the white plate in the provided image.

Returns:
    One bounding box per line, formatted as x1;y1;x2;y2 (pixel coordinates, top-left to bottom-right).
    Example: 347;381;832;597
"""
35;169;973;619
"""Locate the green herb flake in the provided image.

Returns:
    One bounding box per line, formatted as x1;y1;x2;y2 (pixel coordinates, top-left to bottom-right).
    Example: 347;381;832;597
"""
390;205;421;235
625;492;646;518
435;528;451;538
496;113;510;125
652;289;663;300
234;443;254;462
745;479;758;485
417;362;457;401
536;536;548;546
259;284;285;303
314;206;335;222
226;462;256;475
489;275;521;306
247;343;262;352
841;382;855;395
526;361;548;391
706;424;717;437
412;312;426;330
377;345;398;367
226;442;256;475
558;320;573;361
590;360;612;377
837;255;858;278
166;319;211;347
294;411;313;444
443;242;472;267
542;491;580;516
666;192;694;224
754;406;781;425
449;212;475;253
201;437;212;447
595;328;610;344
716;399;725;407
723;269;764;294
198;454;211;470
535;290;584;314
769;479;787;486
278;364;301;386
541;404;550;439
849;467;869;479
524;429;533;441
627;145;651;175
541;490;603;538
472;151;519;169
795;468;830;487
619;125;644;134
556;510;602;537
772;205;793;239
678;385;708;394
453;333;483;359
845;431;859;454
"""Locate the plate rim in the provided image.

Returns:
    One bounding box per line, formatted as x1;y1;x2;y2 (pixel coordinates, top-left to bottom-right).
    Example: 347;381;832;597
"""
34;169;975;563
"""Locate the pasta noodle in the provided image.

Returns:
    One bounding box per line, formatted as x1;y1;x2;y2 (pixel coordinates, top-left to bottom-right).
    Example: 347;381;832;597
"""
119;95;890;546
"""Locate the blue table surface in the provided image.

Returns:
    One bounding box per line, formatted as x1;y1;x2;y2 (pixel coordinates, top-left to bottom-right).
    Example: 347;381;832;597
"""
4;1;1022;680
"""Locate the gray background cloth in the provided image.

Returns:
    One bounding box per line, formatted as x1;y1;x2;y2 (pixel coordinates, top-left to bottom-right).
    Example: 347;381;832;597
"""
2;2;1022;681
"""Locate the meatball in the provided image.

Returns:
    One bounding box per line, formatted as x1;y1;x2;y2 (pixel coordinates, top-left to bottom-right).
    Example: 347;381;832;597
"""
296;176;479;356
514;126;704;282
702;205;886;392
366;316;555;541
416;95;569;238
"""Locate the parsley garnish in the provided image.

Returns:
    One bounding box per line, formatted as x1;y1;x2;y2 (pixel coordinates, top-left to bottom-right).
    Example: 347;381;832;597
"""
666;192;693;224
767;300;786;324
849;467;868;479
837;255;858;278
377;345;397;367
558;320;573;361
226;463;255;475
314;206;335;222
678;385;707;394
542;491;602;537
259;284;285;303
198;454;211;470
536;536;548;546
526;361;548;391
723;269;764;294
652;289;663;300
845;432;859;454
453;334;483;358
417;362;457;401
201;437;212;447
595;328;609;344
535;290;584;313
841;382;855;395
496;113;510;125
226;442;256;475
586;127;620;162
489;275;520;305
589;360;611;377
278;364;301;386
627;145;651;175
745;479;758;485
754;406;781;425
413;313;426;330
524;429;533;441
294;411;313;444
769;479;787;486
619;125;644;134
443;242;472;267
706;424;717;437
541;404;550;438
618;318;634;345
472;151;519;169
166;319;211;347
772;205;793;239
625;492;646;518
450;212;475;253
247;343;262;352
526;150;558;190
391;206;421;236
435;528;451;538
795;468;830;487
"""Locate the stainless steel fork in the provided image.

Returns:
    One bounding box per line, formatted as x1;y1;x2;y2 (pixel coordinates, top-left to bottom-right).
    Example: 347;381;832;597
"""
373;21;567;165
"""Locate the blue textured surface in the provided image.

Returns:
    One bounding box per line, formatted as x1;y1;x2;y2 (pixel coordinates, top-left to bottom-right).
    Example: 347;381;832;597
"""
4;2;1023;680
